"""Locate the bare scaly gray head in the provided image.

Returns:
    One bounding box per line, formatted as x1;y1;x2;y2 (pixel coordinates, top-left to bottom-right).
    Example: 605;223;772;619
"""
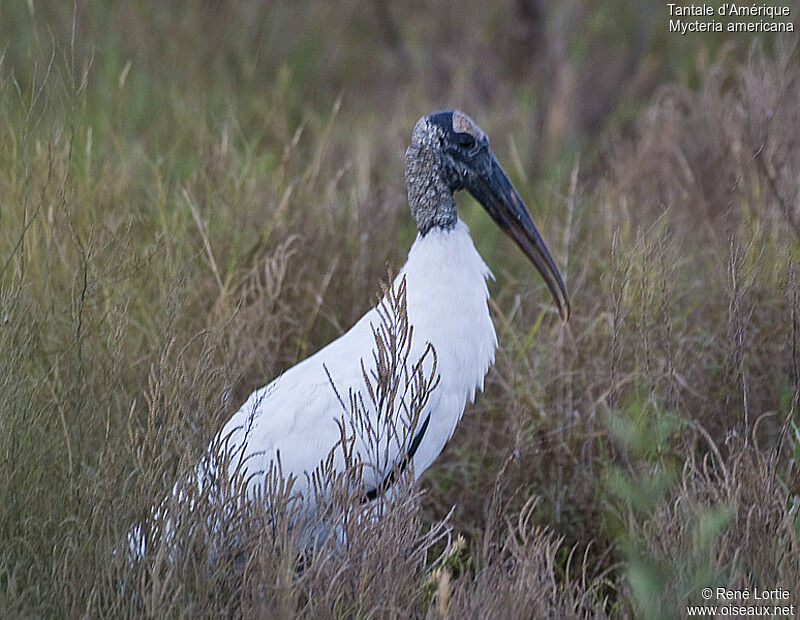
405;110;488;235
403;110;571;321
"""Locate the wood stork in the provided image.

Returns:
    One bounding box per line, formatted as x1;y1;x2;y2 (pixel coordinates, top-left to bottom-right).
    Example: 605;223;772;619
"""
135;110;569;554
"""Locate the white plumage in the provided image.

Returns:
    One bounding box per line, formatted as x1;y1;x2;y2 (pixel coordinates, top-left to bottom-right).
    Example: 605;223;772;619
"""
217;219;496;505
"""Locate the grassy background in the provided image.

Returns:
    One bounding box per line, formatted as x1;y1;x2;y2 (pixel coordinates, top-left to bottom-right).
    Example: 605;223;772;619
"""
1;1;799;617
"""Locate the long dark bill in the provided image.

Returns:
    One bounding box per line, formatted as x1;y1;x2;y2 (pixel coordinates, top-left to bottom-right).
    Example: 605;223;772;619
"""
468;154;570;321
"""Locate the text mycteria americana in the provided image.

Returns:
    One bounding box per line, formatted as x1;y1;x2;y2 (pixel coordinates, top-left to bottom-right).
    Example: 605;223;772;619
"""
135;110;569;554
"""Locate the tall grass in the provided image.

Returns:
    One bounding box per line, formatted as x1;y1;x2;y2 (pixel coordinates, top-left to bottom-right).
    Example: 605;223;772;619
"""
1;1;799;617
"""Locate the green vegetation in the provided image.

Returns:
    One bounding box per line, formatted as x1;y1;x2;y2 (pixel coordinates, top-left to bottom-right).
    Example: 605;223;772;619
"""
1;1;799;616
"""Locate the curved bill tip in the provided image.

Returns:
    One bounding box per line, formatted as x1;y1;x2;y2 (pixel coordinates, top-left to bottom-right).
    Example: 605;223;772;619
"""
557;292;570;322
528;234;570;323
531;244;569;323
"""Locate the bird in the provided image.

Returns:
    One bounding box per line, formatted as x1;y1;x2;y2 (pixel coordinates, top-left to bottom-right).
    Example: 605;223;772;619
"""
133;110;569;555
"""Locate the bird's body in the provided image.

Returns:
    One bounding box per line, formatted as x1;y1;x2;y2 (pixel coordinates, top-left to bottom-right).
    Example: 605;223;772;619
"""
132;110;568;555
216;220;496;507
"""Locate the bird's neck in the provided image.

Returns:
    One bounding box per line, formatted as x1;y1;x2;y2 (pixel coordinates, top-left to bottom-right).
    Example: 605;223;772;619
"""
405;144;457;236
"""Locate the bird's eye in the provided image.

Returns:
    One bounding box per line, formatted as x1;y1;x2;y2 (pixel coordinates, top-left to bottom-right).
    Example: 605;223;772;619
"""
455;132;475;148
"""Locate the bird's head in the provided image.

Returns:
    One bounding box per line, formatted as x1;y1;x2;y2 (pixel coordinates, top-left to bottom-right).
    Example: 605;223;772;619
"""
406;110;570;321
